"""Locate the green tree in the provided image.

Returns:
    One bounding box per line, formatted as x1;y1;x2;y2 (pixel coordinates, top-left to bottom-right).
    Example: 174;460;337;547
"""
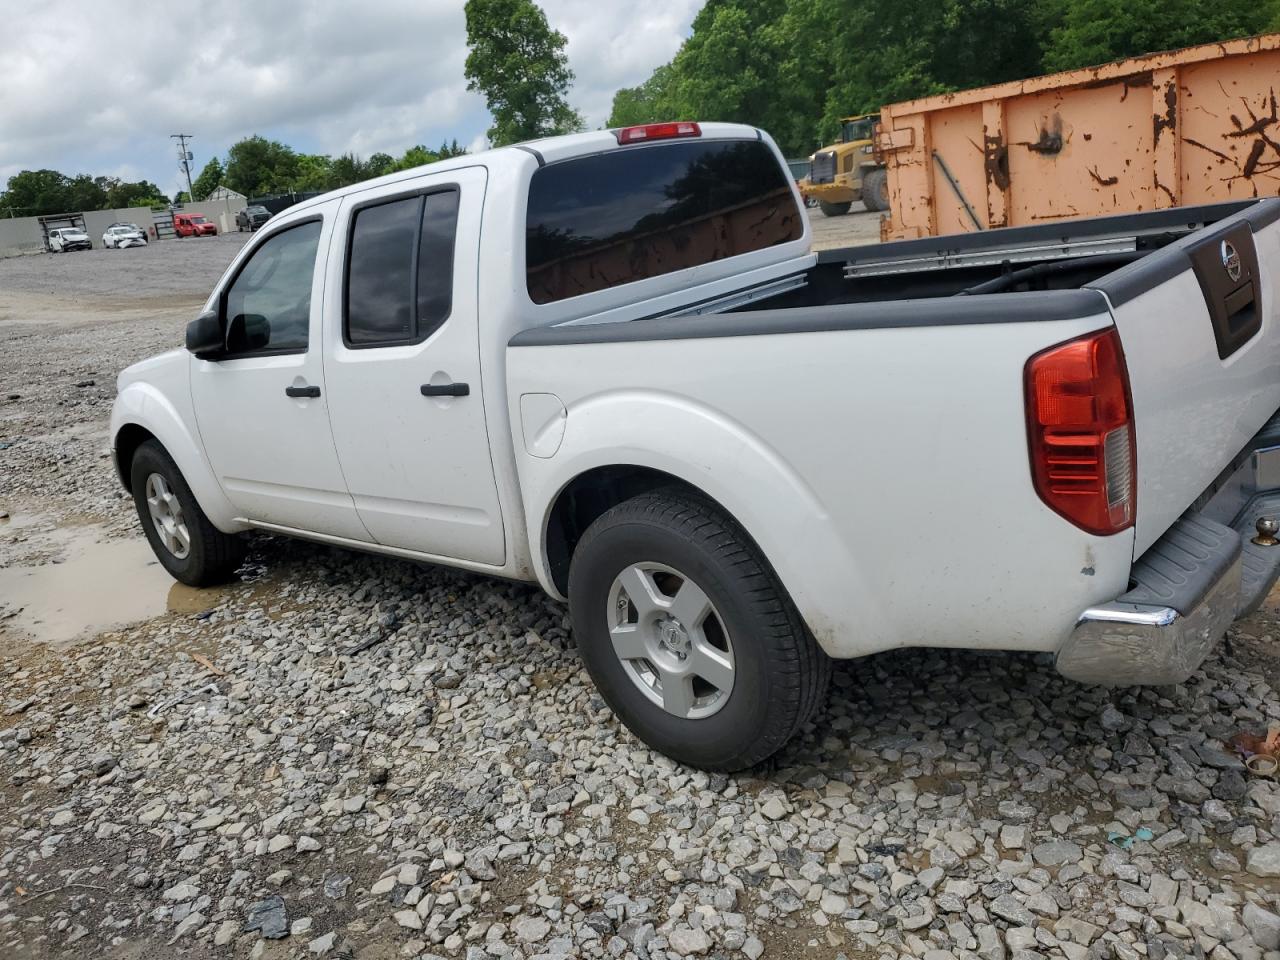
63;175;109;212
464;0;583;145
190;158;225;201
366;152;396;178
225;136;300;196
292;154;335;192
1041;0;1279;71
608;65;679;127
436;139;468;159
104;179;168;209
328;153;370;187
395;145;439;171
0;169;71;216
173;191;191;205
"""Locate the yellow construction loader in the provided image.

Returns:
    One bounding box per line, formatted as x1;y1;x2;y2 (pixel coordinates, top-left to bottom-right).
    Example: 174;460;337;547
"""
801;114;888;216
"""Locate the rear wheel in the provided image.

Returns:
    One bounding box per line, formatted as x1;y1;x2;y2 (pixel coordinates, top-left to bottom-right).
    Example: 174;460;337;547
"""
568;490;830;771
861;168;889;212
818;199;852;217
130;440;246;586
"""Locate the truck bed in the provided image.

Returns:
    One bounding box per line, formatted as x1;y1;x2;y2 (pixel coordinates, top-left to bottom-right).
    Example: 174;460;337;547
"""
509;198;1280;658
764;200;1277;308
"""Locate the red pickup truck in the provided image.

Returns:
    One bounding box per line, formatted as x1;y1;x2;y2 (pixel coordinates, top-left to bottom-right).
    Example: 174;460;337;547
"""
173;213;217;237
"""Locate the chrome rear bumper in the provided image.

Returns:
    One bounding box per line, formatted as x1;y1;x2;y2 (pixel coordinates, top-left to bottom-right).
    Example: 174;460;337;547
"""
1058;422;1280;686
1058;553;1240;686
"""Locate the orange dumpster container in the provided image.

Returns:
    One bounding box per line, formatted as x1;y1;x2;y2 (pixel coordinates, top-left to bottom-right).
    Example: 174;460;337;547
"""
876;34;1280;240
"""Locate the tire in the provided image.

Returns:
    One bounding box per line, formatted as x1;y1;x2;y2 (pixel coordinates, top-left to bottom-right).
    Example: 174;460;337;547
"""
130;440;246;587
818;199;852;217
861;168;889;212
568;489;831;771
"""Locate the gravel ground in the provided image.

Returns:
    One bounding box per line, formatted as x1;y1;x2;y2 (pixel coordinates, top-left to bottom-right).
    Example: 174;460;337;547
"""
4;225;1280;960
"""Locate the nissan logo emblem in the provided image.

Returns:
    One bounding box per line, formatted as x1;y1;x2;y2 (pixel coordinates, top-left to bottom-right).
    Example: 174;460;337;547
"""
1221;240;1243;282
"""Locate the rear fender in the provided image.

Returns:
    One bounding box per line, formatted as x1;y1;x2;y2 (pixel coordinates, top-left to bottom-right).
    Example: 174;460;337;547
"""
110;381;244;533
520;390;893;657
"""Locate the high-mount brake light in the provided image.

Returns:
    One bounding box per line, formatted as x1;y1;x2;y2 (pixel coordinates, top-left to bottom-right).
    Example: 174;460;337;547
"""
615;122;702;145
1025;327;1136;536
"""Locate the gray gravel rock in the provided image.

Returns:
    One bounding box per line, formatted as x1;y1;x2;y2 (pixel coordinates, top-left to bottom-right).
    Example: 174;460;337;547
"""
4;236;1280;960
243;896;288;940
1031;840;1082;866
990;895;1035;926
1247;843;1280;877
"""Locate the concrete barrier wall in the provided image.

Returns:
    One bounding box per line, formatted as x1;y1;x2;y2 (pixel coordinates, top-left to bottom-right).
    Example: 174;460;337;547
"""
0;206;164;257
0;217;46;257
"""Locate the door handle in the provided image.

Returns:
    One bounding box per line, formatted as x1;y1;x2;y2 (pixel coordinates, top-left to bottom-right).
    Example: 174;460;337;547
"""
420;382;469;397
285;385;321;398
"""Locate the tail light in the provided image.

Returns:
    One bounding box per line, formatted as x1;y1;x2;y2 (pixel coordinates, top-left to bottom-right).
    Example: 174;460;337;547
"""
1025;327;1135;535
615;122;701;145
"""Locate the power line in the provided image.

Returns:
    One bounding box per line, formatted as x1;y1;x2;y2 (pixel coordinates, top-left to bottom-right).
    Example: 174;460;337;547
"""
170;134;195;201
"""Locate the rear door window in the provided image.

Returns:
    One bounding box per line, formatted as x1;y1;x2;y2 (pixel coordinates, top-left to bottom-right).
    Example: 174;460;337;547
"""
345;190;459;347
525;138;802;304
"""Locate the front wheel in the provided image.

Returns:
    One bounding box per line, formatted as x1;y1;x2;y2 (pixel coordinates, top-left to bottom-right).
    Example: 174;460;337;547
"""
861;168;889;212
130;440;246;586
568;490;830;771
818;199;852;217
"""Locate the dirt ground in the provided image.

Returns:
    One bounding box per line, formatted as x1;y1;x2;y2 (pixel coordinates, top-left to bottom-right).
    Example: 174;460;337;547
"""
808;204;882;251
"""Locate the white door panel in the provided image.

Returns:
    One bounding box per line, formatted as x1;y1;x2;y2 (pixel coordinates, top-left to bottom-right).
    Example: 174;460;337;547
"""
191;204;370;541
323;166;506;565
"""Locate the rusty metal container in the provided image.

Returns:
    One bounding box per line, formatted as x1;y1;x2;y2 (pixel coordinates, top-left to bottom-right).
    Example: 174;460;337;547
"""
876;34;1280;240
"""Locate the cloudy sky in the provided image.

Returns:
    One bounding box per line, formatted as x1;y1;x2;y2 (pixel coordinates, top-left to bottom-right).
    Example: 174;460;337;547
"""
0;0;701;197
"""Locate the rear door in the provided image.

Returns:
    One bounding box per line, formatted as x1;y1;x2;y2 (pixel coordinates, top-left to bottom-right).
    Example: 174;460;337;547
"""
322;166;506;565
1093;203;1280;554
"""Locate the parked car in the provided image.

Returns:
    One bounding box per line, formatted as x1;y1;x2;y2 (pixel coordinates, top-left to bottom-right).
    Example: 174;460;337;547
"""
236;205;272;232
173;213;217;237
111;122;1280;771
46;227;92;252
103;225;148;248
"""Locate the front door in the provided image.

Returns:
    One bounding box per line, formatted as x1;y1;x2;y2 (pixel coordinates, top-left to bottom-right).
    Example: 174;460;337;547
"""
190;203;370;541
322;166;505;565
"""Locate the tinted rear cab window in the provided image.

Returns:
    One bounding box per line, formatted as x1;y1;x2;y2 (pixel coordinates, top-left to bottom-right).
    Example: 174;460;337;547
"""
345;190;459;347
525;138;802;305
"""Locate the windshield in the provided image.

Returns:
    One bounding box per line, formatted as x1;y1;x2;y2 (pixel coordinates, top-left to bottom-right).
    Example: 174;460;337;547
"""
248;206;268;214
191;216;207;223
841;118;877;142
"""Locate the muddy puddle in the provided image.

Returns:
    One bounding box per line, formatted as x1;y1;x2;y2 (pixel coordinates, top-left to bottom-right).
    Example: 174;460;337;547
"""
0;519;228;649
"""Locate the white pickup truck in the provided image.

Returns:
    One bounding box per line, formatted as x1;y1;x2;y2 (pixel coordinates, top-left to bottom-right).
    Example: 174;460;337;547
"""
111;122;1280;770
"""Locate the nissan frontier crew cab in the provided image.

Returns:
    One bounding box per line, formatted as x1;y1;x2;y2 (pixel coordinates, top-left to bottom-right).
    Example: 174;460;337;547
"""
111;121;1280;771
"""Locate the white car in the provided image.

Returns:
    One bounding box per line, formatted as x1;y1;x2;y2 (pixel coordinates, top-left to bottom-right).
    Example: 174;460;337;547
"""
103;225;148;248
111;123;1280;770
46;227;92;252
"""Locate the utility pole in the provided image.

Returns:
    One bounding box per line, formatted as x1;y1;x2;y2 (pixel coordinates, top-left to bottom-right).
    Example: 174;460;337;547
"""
171;134;195;202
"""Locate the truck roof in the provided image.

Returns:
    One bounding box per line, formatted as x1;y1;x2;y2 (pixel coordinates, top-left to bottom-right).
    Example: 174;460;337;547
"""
283;122;766;217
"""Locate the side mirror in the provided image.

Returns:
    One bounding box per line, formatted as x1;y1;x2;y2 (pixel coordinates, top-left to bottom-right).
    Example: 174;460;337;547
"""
226;314;271;353
185;309;225;359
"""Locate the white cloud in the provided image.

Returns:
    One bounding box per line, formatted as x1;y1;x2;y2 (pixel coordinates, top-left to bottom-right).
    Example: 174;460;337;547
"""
0;0;697;194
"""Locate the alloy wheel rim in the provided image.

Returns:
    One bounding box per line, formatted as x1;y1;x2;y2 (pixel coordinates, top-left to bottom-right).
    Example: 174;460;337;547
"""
145;473;191;559
606;562;735;719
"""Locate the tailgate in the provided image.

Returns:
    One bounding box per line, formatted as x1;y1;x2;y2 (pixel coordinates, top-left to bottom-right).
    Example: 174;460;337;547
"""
1090;200;1280;555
